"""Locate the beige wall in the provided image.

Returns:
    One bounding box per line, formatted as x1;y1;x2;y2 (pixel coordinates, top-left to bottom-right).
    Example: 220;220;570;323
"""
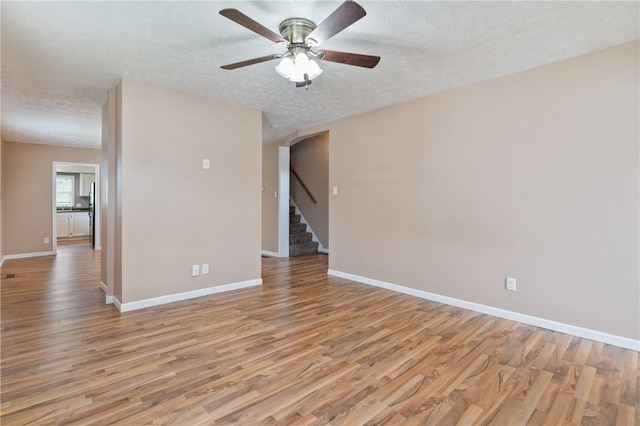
262;142;279;254
0;136;3;263
1;141;100;256
0;75;3;262
291;134;329;249
114;78;262;304
296;41;638;340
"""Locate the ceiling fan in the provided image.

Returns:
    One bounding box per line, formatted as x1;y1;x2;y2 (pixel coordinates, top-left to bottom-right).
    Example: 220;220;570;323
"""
219;0;380;89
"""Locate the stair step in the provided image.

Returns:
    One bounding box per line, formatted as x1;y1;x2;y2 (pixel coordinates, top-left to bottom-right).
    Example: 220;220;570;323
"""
288;205;317;256
290;214;301;224
290;232;312;244
289;223;307;234
289;241;319;257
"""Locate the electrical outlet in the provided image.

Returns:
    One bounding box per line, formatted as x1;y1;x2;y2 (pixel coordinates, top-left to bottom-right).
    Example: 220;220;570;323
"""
44;237;49;244
505;277;517;292
192;265;200;277
202;264;209;274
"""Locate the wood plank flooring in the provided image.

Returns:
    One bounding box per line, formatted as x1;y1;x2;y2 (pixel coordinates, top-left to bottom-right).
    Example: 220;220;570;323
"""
1;247;638;425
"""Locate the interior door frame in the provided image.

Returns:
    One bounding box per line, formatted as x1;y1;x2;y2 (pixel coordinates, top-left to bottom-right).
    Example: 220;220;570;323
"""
52;161;101;254
277;130;330;258
277;146;290;258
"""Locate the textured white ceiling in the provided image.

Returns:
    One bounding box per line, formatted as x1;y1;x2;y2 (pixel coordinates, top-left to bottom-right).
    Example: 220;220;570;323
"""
1;1;638;148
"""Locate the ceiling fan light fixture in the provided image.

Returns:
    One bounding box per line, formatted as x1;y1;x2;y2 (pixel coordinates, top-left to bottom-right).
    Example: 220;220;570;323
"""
279;51;322;82
299;58;322;80
275;56;294;78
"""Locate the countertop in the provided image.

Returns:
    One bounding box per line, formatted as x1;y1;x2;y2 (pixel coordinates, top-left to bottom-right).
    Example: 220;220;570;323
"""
57;208;90;213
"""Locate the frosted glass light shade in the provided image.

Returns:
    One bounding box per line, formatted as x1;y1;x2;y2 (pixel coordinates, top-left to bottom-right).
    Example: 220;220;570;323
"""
304;59;323;80
275;57;294;78
275;52;322;82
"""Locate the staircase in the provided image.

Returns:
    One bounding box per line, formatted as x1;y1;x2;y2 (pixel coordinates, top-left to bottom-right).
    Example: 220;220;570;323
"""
289;206;319;257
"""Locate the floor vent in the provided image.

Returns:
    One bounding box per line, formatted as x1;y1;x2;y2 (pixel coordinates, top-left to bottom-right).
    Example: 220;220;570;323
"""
5;274;16;279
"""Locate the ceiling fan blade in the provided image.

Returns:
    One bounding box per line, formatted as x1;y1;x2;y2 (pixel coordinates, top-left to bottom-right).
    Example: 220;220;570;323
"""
305;1;366;46
317;50;380;69
219;9;287;45
221;54;280;70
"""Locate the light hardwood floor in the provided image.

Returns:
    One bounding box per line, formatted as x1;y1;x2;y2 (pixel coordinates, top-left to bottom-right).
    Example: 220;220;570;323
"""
1;247;638;425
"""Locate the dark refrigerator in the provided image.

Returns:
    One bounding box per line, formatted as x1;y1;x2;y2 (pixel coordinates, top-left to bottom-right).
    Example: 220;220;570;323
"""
89;182;96;248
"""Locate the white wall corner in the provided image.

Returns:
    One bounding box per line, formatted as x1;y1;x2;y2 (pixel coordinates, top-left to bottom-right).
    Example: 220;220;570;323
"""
327;269;640;352
113;296;123;312
99;281;114;304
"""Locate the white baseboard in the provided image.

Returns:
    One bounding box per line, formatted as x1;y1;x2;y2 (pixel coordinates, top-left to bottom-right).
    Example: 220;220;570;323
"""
0;257;4;268
99;281;114;304
261;250;280;257
319;248;329;254
2;251;55;261
327;269;640;352
116;278;263;313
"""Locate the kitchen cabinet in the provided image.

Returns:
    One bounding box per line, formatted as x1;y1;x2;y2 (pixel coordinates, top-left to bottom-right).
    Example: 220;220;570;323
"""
73;213;90;236
80;173;95;197
57;212;91;238
57;213;71;238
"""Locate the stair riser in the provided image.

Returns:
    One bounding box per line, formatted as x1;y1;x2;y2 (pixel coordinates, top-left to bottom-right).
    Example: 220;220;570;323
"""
289;223;307;234
290;233;312;244
290;241;319;257
289;205;319;256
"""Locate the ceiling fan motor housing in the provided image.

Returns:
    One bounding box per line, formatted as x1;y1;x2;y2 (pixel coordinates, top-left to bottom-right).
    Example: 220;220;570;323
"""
279;18;316;45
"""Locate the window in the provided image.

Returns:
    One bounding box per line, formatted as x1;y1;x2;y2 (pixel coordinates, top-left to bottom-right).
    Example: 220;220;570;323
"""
56;175;74;207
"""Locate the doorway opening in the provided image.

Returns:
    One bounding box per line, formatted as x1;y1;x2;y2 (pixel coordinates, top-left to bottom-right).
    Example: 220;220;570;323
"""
52;161;100;254
277;132;329;257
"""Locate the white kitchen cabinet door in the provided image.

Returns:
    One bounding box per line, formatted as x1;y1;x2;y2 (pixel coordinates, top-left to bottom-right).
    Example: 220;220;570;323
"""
80;173;95;197
57;214;70;237
71;212;91;236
